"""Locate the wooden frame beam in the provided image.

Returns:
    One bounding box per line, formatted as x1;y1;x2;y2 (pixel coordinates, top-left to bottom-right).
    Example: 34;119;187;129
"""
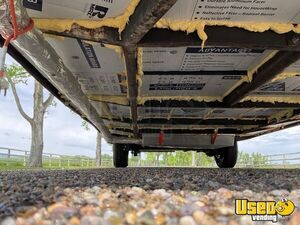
115;118;267;126
42;25;121;45
121;0;178;138
142;100;300;108
121;0;178;45
43;26;300;51
123;47;139;137
139;27;300;50
223;51;300;106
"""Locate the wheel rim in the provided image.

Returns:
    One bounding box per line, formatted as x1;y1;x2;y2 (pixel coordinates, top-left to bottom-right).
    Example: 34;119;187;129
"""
215;153;225;165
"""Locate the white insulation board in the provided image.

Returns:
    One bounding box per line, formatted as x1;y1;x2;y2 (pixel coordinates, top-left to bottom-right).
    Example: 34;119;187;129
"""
23;0;131;20
251;77;300;96
99;103;281;120
143;47;269;71
242;109;280;118
209;108;279;119
141;47;271;97
284;59;300;73
90;101;131;118
138;107;210;119
46;37;126;96
140;73;243;97
138;107;281;120
163;0;300;23
108;103;131;118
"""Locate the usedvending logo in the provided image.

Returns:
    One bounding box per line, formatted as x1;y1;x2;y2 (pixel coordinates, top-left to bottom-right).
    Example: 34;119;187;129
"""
87;4;109;18
235;199;295;223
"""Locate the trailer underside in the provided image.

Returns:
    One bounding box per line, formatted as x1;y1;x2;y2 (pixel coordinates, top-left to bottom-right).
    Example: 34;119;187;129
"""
1;0;300;160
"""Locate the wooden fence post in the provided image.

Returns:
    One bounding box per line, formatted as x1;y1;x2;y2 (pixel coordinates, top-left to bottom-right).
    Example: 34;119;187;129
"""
49;154;52;167
192;151;195;167
23;151;28;166
6;149;10;166
139;154;141;167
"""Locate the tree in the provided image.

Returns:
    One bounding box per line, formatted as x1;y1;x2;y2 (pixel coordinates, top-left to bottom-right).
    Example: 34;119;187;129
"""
145;152;157;165
237;152;268;167
198;152;214;167
6;64;54;167
82;120;102;167
251;152;268;167
129;154;140;166
95;131;102;167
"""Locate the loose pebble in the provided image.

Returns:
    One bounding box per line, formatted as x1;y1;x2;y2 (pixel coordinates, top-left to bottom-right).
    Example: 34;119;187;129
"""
0;168;299;225
1;217;15;225
179;216;196;225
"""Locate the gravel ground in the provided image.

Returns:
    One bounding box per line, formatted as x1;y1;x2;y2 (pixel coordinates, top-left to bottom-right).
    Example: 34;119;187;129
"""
0;168;299;225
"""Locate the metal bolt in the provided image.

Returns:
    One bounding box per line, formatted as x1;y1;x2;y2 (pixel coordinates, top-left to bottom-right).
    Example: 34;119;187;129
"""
291;35;300;45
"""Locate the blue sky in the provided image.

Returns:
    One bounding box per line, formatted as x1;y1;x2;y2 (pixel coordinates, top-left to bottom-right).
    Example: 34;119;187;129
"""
1;56;300;158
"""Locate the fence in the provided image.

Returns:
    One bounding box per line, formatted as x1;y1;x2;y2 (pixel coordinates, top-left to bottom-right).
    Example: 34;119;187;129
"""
255;152;300;168
1;146;300;168
129;152;300;168
0;147;112;168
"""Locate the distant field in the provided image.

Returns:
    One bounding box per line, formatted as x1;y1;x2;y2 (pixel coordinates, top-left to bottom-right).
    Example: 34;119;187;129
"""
0;158;98;170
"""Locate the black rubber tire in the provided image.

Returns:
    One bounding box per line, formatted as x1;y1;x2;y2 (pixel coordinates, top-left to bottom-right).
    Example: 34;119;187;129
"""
214;140;238;168
113;144;129;168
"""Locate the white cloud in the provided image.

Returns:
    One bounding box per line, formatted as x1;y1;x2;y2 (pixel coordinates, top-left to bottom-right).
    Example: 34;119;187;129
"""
0;60;111;157
239;126;300;155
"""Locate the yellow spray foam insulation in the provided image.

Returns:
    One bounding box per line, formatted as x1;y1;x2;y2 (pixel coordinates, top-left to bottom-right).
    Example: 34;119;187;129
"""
100;103;113;120
103;44;124;59
272;72;300;82
203;109;214;119
137;124;258;131
238;125;260;131
87;95;128;105
167;108;175;120
106;124;113;130
247;50;279;82
155;19;300;48
136;47;144;96
268;109;294;123
237;108;255;120
118;72;127;77
102;44;129;91
155;20;207;48
137;96;223;105
222;50;279;98
140;115;257;121
34;0;140;33
119;80;128;87
82;40;98;45
222;78;248;99
242;96;300;104
294;25;300;33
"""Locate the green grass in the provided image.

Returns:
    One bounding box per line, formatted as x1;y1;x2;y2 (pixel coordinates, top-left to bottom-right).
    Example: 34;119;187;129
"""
0;160;26;169
0;158;97;170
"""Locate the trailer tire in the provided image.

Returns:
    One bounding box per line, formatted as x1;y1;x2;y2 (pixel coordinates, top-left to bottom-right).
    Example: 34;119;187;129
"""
214;140;238;168
113;144;129;168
